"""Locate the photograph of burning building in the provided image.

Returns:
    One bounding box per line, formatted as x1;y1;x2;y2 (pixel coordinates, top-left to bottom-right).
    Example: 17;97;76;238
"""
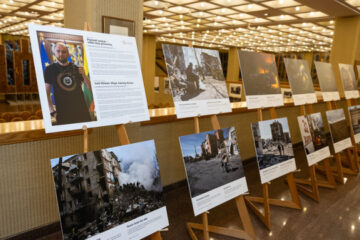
251;118;294;170
238;51;281;96
349;105;360;136
339;64;357;91
298;113;328;155
179;127;245;198
50;140;166;240
326;109;351;143
314;61;338;92
284;58;315;95
162;44;229;102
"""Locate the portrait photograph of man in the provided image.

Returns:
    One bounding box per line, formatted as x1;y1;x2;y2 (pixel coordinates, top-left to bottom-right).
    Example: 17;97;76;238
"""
37;31;97;125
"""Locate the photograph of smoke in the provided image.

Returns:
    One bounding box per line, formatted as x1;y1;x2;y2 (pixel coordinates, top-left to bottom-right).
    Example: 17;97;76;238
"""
50;140;166;240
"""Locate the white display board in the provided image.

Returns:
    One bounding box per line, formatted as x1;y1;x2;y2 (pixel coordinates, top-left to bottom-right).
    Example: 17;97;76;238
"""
50;140;168;240
251;117;296;183
339;63;359;99
162;44;231;118
314;61;340;102
297;113;331;166
284;58;317;106
326;109;352;153
179;127;248;216
238;51;283;109
29;24;149;133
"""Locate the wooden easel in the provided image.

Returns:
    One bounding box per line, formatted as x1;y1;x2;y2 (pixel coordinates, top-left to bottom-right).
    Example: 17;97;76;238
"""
315;101;358;184
83;22;163;240
291;104;336;203
186;115;256;240
244;107;302;230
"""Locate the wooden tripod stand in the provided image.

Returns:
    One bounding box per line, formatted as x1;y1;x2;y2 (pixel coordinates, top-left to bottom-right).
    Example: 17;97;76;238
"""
186;115;256;240
315;101;358;184
291;104;337;202
245;107;302;230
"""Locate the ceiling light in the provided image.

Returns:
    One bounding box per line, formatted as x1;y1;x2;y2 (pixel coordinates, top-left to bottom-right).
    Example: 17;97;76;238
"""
279;0;284;4
295;6;300;11
221;8;226;13
248;4;253;9
159;10;163;15
154;1;159;6
178;6;182;11
264;13;268;16
199;11;203;16
201;2;205;7
180;14;183;19
197;18;201;22
330;20;334;24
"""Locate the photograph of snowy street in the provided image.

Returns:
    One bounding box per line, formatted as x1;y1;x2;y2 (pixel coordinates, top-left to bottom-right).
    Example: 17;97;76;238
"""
179;127;245;198
251;118;294;170
162;44;229;102
50;140;166;240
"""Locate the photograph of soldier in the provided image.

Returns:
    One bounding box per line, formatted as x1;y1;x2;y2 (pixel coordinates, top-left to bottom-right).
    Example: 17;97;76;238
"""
179;127;245;198
238;51;281;96
326;109;351;143
339;64;357;91
284;58;315;95
37;31;97;125
162;44;228;102
298;113;328;155
314;61;338;92
50;140;166;240
251;118;294;170
349;105;360;136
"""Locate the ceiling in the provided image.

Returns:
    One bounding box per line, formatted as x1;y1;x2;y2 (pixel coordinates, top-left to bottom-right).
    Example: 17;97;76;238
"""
0;0;63;36
143;0;360;52
0;1;360;53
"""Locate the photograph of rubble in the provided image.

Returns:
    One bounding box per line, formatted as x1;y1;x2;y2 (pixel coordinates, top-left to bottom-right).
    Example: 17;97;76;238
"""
238;51;281;96
314;61;338;92
50;140;166;240
179;127;245;198
284;58;315;95
162;44;229;102
326;109;350;143
349;105;360;136
251;118;294;170
298;113;328;155
339;64;357;91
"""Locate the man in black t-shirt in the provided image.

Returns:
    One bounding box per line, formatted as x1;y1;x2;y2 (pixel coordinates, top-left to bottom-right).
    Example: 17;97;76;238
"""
45;43;92;125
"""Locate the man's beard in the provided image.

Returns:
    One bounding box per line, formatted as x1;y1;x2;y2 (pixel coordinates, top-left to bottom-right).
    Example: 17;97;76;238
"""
58;58;68;64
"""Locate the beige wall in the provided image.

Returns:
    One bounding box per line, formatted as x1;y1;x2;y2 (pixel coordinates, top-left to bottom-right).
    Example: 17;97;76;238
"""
64;0;143;56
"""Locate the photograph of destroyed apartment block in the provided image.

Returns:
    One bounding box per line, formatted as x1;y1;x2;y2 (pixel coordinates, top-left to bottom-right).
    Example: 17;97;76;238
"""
298;113;328;155
179;127;245;198
349;105;360;136
251;118;294;170
238;51;281;96
326;109;351;143
50;140;165;240
162;44;229;102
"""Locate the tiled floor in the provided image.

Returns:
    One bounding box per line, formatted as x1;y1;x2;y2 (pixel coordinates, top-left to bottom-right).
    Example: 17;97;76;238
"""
23;145;360;240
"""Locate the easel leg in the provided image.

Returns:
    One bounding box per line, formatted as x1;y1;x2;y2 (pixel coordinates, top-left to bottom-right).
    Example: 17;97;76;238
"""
309;165;320;201
263;183;271;230
202;213;210;240
323;158;337;187
235;196;256;240
335;153;345;184
286;173;302;208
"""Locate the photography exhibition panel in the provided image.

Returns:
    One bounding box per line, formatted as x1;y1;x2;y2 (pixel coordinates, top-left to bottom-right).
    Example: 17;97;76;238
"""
179;127;248;216
162;44;231;118
28;24;149;133
348;105;360;143
238;51;283;109
251;117;297;184
339;63;359;99
326;109;352;153
314;61;340;101
283;58;317;105
50;140;169;240
297;113;330;166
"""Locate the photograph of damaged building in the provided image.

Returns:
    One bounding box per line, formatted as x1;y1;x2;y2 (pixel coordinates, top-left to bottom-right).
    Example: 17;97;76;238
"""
179;127;245;198
50;140;165;240
162;43;229;102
